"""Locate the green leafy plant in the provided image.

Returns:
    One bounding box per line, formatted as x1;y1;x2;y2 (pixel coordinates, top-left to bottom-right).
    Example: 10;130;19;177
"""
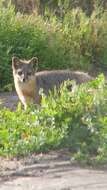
1;3;107;89
1;74;107;165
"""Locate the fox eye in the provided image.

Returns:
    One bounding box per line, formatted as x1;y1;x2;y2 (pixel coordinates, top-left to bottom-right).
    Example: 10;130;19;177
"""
18;71;22;75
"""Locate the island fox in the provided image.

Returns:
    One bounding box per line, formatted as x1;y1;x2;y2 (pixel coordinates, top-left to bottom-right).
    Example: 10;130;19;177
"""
12;56;93;109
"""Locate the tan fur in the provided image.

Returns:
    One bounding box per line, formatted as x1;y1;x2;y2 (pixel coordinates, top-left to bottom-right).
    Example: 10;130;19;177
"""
14;77;36;108
12;56;39;109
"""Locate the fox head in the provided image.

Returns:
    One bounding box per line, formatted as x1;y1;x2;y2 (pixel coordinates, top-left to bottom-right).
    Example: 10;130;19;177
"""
12;56;38;83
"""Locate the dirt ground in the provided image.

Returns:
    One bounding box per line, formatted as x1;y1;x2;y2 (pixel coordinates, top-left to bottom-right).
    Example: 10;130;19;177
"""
0;150;107;190
0;92;18;110
1;91;107;189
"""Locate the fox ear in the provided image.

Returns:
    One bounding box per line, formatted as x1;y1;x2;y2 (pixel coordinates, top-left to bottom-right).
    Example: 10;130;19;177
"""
12;56;20;70
30;57;38;71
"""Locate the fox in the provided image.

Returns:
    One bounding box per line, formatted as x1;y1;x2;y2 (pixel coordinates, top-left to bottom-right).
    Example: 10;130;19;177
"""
12;56;93;109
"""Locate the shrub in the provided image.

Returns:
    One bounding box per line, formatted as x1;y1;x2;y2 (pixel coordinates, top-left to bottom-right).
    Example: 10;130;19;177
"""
0;3;107;90
1;74;107;165
61;7;107;70
0;3;69;89
0;3;49;88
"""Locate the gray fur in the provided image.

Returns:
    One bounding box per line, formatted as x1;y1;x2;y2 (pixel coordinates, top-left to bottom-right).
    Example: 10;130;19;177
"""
36;70;93;94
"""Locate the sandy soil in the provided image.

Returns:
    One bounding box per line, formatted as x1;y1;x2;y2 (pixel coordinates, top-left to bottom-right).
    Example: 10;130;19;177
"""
0;92;19;110
0;150;107;190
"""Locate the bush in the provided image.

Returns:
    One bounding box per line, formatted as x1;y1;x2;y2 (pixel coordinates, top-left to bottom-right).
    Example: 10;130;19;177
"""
1;74;107;165
61;8;107;70
0;3;69;89
0;3;107;90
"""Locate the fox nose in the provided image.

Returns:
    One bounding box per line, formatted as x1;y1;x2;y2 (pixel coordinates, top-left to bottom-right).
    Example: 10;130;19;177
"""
23;78;26;82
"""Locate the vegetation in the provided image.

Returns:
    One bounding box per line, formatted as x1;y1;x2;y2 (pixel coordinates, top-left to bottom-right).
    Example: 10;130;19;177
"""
0;3;107;90
1;1;107;165
0;75;107;164
9;0;107;16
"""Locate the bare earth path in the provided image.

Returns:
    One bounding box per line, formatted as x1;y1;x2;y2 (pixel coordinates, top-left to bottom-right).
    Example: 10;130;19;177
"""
0;150;107;190
0;92;18;110
0;92;107;190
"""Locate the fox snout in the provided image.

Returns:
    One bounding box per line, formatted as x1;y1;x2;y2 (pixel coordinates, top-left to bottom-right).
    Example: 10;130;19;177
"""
23;78;26;82
21;76;26;83
19;73;28;83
